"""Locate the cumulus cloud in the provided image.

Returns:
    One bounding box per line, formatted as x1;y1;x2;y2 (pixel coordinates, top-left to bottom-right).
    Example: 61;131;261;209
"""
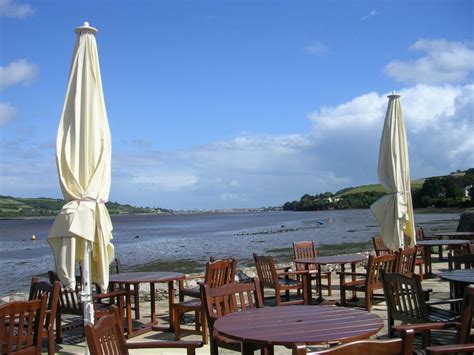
0;59;38;89
305;42;328;56
0;102;16;126
0;0;34;19
361;9;378;20
385;39;474;85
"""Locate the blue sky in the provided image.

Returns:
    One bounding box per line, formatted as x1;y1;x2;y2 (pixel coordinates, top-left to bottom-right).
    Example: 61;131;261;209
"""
0;0;473;210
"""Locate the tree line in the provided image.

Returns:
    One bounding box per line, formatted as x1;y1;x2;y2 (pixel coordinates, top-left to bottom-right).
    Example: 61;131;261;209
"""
283;168;474;211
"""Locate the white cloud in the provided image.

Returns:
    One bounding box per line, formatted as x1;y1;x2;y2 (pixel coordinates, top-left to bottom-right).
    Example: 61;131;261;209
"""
305;42;328;56
0;0;34;19
0;102;16;126
131;173;199;191
385;39;474;85
361;9;378;20
0;59;38;89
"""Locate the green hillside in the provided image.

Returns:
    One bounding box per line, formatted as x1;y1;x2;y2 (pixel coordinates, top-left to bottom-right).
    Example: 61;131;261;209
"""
337;179;425;197
0;195;170;218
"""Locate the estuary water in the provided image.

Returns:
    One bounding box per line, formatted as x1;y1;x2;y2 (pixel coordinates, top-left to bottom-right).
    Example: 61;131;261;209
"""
0;209;460;296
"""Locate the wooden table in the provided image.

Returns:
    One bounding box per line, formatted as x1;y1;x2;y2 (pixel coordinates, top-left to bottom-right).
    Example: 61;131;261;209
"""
214;305;383;354
430;232;474;260
441;269;474;284
434;232;474;240
295;255;367;303
417;240;470;276
441;269;474;302
109;271;184;338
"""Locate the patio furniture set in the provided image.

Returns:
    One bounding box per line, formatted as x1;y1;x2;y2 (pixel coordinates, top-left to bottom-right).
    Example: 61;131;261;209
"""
2;229;474;354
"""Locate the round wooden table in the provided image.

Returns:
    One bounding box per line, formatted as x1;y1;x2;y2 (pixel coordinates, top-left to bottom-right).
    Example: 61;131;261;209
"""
109;271;184;338
441;269;474;284
417;239;470;276
214;305;383;354
295;255;367;303
433;232;474;240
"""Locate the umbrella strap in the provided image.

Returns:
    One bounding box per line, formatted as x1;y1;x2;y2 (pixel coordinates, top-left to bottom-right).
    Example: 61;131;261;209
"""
73;197;107;204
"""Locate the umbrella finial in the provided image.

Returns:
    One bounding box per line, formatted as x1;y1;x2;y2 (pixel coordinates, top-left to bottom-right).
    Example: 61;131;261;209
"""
75;22;98;35
388;91;401;99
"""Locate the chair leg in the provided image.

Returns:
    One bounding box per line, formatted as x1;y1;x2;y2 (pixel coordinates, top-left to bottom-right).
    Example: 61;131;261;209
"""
365;290;372;311
55;311;63;344
327;274;332;296
48;329;55;355
173;306;182;340
133;285;140;319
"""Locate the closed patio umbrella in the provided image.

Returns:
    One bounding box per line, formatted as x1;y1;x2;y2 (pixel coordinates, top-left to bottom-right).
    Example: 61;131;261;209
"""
370;93;415;250
47;22;114;324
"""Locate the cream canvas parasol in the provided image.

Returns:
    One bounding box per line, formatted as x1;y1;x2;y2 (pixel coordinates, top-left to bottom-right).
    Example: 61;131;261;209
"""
370;93;415;250
48;22;114;323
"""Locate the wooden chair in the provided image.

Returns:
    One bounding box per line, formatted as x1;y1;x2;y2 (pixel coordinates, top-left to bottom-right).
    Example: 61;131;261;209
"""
201;278;266;355
48;270;126;343
293;241;332;296
382;273;462;343
394;285;474;354
292;329;415;355
84;305;203;355
372;236;394;256
253;253;309;306
28;277;60;355
374;234;424;280
338;253;398;311
0;295;47;355
173;258;238;343
396;247;417;277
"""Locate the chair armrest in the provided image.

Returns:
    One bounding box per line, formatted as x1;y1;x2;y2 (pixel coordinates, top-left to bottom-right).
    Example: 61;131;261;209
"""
93;290;126;300
393;321;460;333
337;272;366;277
426;298;463;306
126;340;203;350
425;343;474;354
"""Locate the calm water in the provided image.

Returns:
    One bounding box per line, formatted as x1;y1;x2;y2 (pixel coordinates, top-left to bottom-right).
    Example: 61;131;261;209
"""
0;209;460;296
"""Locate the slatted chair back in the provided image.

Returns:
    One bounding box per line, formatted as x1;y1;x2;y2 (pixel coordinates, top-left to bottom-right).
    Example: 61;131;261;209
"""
48;271;83;316
29;277;60;355
292;329;414;355
415;227;425;241
372;236;393;256
202;278;263;320
84;306;128;355
396;247;417;277
366;253;398;289
382;272;432;337
205;258;238;289
201;279;264;355
0;295;47;355
293;241;317;271
253;254;278;289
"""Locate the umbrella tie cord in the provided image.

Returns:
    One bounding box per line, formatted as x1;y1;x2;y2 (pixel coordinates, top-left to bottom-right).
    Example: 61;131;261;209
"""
74;197;107;203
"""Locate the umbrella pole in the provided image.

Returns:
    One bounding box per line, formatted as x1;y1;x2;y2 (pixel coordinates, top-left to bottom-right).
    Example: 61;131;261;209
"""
81;241;95;325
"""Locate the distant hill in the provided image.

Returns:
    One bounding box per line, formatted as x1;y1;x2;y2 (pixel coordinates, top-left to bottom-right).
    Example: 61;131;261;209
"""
336;179;425;197
0;195;171;218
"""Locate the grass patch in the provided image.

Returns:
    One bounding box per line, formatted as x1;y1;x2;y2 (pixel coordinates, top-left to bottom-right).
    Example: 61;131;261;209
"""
129;259;204;274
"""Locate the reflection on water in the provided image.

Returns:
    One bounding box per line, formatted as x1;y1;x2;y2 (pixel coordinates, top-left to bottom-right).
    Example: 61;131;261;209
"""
0;209;460;295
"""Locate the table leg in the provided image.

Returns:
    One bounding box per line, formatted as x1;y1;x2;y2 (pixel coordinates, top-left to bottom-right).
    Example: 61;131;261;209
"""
168;280;176;332
349;263;358;301
424;246;434;278
150;282;156;324
125;284;133;338
317;264;325;303
241;342;273;355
